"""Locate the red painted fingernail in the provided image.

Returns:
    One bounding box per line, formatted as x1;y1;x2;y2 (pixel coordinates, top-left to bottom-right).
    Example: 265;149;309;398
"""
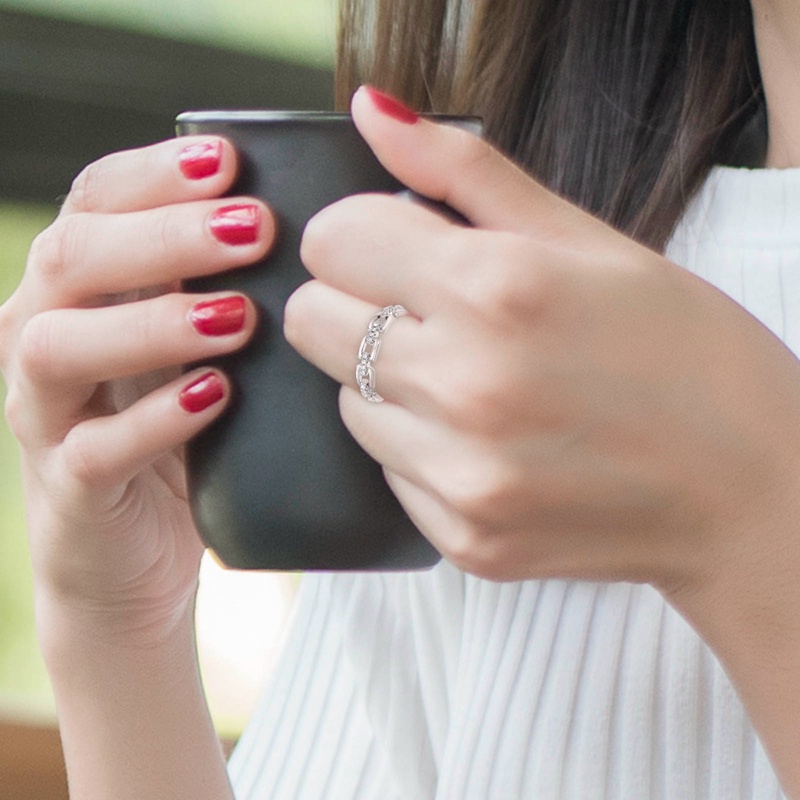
209;204;261;246
189;295;246;336
364;86;419;125
179;372;225;413
179;140;222;180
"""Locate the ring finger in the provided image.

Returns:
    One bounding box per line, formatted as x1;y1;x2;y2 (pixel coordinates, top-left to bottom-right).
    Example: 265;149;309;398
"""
18;292;256;387
284;279;434;411
11;292;255;446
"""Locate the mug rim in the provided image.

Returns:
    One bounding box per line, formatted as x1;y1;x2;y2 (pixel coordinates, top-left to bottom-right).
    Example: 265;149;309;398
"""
176;110;482;125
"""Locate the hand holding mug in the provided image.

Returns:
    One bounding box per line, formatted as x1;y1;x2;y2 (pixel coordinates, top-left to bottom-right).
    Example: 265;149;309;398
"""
0;138;272;645
290;88;800;610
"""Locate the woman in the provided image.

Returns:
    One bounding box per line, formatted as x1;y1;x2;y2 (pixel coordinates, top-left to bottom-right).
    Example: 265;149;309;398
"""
1;0;799;796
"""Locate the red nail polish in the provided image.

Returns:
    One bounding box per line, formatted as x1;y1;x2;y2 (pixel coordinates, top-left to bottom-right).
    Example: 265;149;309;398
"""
189;295;246;336
209;204;261;246
179;140;222;180
364;86;420;125
179;372;225;413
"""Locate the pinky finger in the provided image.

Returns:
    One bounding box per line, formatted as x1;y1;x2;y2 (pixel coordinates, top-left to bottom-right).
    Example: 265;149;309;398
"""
384;469;519;582
59;369;228;490
383;469;467;563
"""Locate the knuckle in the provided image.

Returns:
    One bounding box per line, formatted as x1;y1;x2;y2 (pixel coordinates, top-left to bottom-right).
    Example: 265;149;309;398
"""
0;298;16;370
153;205;186;257
438;521;507;581
436;228;476;300
67;157;108;214
3;385;28;442
439;524;484;572
436;363;513;436
300;206;338;271
26;226;62;283
130;294;167;352
27;217;84;286
17;313;60;381
440;457;516;525
282;283;313;350
454;234;547;321
452;129;496;176
61;425;105;487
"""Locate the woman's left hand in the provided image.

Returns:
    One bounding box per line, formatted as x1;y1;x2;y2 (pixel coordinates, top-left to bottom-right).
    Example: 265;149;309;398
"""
289;84;800;796
286;86;800;598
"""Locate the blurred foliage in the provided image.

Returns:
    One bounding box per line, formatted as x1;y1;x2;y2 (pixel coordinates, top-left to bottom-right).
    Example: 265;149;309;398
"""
0;203;59;715
1;0;337;67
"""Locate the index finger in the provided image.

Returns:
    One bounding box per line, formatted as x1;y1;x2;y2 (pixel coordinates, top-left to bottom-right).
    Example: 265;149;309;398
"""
300;192;457;317
60;137;239;217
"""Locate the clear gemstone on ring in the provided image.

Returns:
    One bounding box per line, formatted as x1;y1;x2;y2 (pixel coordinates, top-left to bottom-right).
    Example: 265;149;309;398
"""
356;304;407;403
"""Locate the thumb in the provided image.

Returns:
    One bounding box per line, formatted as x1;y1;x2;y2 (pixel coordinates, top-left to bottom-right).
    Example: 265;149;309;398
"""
351;85;586;237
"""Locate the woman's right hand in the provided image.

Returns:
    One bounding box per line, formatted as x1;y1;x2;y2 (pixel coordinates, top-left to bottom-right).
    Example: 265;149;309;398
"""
0;138;274;651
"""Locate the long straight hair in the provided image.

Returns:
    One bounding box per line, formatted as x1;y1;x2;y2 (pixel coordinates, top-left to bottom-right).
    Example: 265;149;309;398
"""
336;0;764;251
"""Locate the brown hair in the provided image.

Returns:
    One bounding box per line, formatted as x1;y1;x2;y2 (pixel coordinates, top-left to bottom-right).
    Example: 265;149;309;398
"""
336;0;765;251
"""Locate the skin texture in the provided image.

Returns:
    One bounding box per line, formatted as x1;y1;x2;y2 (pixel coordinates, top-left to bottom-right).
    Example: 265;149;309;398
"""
752;0;800;167
1;8;800;794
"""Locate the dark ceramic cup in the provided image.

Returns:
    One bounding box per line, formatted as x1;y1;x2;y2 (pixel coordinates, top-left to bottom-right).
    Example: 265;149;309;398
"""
176;110;481;571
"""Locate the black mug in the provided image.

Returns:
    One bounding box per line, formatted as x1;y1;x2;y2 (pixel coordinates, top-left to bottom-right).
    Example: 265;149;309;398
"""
176;110;481;571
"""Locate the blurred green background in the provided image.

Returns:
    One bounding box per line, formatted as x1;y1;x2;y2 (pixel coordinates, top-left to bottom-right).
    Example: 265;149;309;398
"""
0;0;336;65
0;0;334;729
0;203;58;717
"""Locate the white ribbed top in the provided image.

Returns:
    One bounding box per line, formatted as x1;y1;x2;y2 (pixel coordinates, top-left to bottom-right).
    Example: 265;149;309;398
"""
228;166;800;799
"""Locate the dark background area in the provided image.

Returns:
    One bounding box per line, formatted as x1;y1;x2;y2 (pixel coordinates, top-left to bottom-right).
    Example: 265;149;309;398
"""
0;8;334;204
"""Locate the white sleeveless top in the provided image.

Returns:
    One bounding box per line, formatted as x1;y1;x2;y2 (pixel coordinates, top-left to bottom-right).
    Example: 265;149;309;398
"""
228;166;800;799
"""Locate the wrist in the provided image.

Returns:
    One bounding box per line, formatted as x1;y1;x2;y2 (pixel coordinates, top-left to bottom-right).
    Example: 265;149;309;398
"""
35;586;198;679
36;590;233;800
662;476;800;797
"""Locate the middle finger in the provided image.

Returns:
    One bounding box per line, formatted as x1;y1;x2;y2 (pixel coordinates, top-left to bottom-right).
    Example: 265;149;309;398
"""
300;192;463;318
25;198;274;308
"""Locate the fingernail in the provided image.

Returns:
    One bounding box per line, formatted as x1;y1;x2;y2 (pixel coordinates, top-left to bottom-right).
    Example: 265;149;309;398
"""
364;86;420;125
179;140;222;180
189;295;246;336
209;204;261;246
179;372;225;413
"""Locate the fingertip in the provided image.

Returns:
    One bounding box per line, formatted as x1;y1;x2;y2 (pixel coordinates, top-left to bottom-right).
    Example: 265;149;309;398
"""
349;86;443;204
300;201;337;270
206;199;277;259
351;85;424;136
177;136;239;194
179;139;223;181
350;85;370;120
187;292;256;340
259;201;278;254
178;369;229;415
362;86;421;125
350;86;376;145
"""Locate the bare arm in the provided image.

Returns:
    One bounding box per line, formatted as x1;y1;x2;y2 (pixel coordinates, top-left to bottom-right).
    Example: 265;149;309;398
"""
42;604;233;800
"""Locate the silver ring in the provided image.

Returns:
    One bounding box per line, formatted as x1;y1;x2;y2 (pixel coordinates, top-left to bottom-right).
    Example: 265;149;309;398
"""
356;304;407;403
